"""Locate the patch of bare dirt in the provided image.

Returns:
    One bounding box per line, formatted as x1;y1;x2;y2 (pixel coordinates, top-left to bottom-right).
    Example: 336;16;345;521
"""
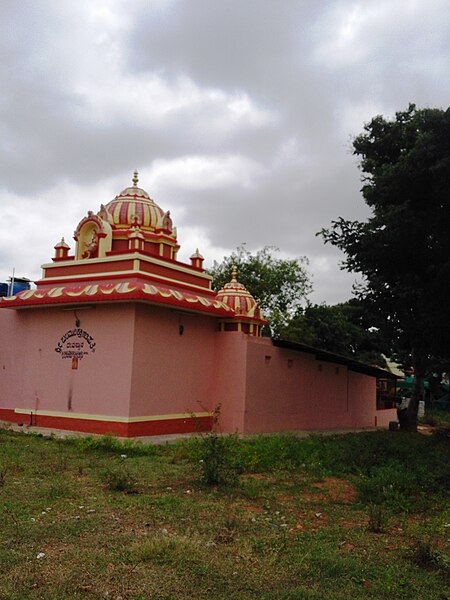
242;473;268;481
311;477;357;504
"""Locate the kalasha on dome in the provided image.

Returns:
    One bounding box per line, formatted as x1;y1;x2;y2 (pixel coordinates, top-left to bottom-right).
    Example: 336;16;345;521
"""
1;172;265;334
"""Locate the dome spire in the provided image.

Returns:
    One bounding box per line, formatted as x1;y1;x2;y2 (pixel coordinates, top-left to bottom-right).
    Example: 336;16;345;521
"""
231;264;238;282
132;170;139;187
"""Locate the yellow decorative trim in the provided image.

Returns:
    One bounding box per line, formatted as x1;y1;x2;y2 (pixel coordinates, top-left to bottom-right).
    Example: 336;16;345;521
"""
40;270;212;294
14;408;211;423
85;284;99;296
10;281;231;313
156;288;172;298
42;253;212;288
142;283;158;295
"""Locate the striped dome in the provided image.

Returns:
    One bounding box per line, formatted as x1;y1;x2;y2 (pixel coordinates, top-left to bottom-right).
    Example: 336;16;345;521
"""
105;185;166;232
101;172;175;235
216;267;262;318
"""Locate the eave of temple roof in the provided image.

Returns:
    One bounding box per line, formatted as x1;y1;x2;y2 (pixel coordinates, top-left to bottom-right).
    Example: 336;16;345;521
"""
0;279;234;317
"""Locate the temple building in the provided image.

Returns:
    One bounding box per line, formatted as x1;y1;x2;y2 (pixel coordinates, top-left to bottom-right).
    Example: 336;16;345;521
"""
0;174;396;436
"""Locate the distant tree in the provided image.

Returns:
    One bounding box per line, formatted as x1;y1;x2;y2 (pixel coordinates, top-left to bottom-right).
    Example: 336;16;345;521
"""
320;104;450;431
278;299;388;367
209;244;311;334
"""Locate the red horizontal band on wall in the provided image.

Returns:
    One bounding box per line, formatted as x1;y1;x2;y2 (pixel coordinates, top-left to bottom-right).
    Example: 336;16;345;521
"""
0;408;212;437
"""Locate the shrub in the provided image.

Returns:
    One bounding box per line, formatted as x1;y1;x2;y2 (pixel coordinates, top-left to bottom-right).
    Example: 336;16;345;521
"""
198;431;241;486
103;468;138;494
190;404;241;486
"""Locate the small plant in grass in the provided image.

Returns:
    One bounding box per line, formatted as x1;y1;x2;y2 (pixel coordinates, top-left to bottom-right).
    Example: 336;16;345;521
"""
42;478;72;501
367;504;387;533
103;468;138;494
214;512;238;545
356;460;421;512
0;467;7;487
2;505;20;538
410;540;450;573
133;534;198;565
195;405;241;486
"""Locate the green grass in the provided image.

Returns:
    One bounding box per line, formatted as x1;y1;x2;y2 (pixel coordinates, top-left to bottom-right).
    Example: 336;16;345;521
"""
0;426;448;599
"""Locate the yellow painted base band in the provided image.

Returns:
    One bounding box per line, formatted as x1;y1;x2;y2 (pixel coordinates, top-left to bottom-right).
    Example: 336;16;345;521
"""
14;408;211;423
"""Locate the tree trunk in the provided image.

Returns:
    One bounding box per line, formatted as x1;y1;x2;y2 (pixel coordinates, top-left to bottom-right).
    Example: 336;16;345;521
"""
401;351;426;432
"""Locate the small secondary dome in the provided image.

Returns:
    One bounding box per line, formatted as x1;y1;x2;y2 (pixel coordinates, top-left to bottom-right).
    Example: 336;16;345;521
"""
103;171;172;233
216;266;264;319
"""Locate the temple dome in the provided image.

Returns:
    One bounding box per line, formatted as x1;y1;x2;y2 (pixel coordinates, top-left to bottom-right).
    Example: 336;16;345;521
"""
102;171;172;234
216;267;264;319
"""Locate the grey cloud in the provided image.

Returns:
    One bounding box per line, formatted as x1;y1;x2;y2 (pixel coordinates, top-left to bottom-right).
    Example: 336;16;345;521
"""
128;1;316;91
0;0;449;305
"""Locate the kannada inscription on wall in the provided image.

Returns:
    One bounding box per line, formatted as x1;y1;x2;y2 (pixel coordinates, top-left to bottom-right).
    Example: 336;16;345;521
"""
55;328;96;368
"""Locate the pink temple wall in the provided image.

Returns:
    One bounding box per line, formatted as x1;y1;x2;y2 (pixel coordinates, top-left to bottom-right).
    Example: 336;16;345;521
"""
0;304;396;435
129;310;252;434
347;371;377;427
0;309;24;414
130;304;217;418
242;337;315;433
0;305;135;423
347;371;396;428
238;336;396;434
211;332;248;433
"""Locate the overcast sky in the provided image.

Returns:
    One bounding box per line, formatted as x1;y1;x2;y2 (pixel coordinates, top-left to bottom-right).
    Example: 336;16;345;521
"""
1;0;448;303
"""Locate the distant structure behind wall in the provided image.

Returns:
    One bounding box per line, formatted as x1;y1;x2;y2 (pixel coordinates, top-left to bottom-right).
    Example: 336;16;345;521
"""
0;277;31;298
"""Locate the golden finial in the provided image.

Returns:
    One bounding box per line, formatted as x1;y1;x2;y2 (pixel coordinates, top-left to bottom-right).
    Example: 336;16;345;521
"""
132;170;139;186
231;265;238;282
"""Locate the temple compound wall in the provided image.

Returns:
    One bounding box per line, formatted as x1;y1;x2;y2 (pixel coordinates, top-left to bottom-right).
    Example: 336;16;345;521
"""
0;307;395;437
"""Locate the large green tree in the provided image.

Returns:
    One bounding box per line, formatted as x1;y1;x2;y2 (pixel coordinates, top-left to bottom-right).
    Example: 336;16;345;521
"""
278;299;388;367
209;244;311;334
320;104;450;430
